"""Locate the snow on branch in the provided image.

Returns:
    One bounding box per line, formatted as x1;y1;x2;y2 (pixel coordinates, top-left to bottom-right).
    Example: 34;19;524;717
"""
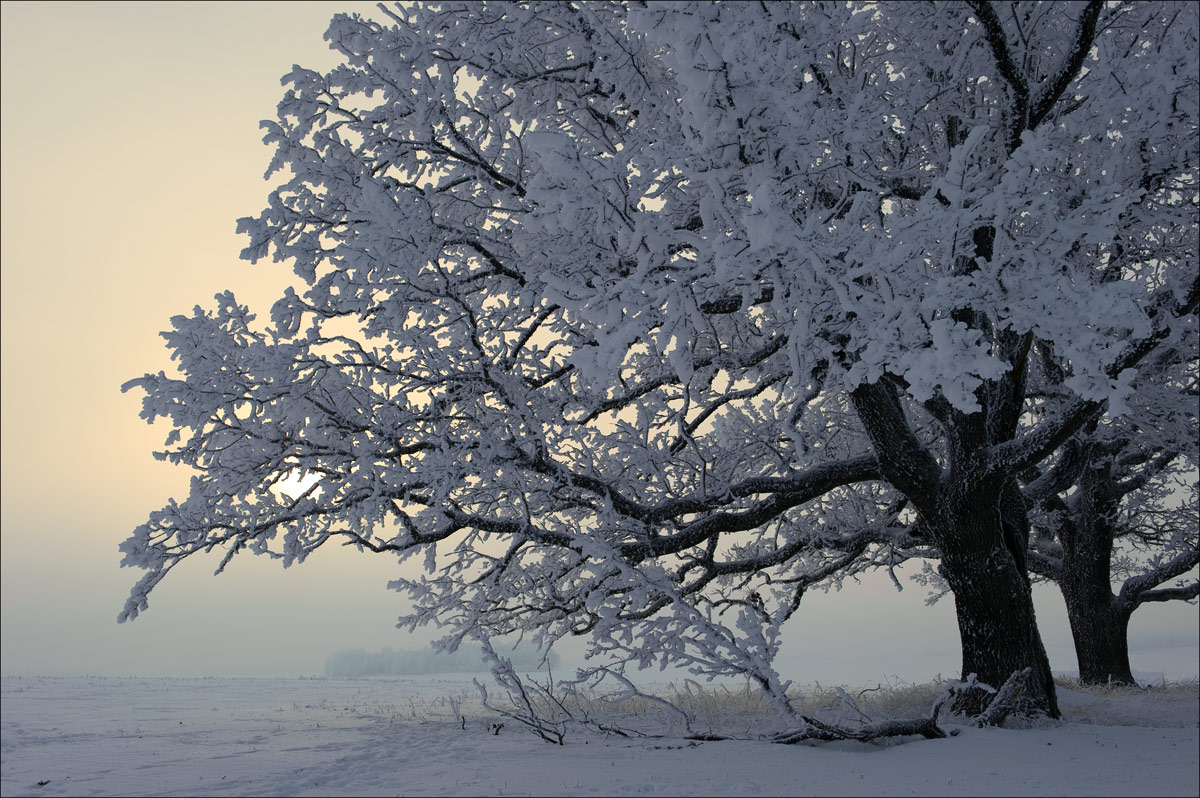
121;0;1197;716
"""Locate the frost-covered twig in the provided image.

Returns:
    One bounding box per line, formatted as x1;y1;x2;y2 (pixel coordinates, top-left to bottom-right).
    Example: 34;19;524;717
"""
573;666;697;735
834;686;872;725
474;638;565;744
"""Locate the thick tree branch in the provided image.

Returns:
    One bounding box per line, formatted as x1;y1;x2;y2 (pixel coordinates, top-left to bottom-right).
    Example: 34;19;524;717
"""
851;380;941;514
1135;583;1200;604
993;279;1199;476
699;288;776;315
1118;548;1200;607
1021;438;1087;509
968;0;1029;151
1028;1;1103;130
1026;548;1064;581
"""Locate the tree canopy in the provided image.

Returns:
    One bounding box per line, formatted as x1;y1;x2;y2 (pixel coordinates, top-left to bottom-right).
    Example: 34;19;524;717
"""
123;1;1198;717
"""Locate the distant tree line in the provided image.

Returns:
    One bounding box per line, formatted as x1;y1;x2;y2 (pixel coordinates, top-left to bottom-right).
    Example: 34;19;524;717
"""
324;646;559;678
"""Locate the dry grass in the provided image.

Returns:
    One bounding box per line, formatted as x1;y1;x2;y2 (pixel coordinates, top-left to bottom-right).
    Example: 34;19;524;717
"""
474;674;954;736
1052;675;1199;728
349;672;1198;733
505;673;1198;733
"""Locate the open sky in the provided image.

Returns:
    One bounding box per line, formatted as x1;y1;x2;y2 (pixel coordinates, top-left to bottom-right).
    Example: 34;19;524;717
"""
1;1;1196;684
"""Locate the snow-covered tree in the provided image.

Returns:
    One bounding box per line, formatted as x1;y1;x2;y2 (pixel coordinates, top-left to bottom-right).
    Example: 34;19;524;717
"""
917;325;1199;687
121;1;1197;718
1022;336;1199;685
1030;451;1198;686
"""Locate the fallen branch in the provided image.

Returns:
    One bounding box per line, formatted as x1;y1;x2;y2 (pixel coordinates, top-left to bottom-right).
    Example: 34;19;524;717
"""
771;687;951;744
473;648;1022;747
974;667;1032;727
776;714;948;743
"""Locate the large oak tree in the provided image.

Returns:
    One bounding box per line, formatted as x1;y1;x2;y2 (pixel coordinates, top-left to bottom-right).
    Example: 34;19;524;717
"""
123;2;1198;719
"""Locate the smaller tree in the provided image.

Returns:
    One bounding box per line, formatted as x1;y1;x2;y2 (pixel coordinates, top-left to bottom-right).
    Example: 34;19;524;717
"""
1020;191;1199;685
1026;443;1199;685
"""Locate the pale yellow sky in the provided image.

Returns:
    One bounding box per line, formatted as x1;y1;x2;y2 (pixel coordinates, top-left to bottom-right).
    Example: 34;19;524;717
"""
1;1;408;676
1;1;1194;681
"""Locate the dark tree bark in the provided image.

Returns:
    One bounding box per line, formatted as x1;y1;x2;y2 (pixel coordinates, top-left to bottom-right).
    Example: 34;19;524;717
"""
1060;460;1136;685
929;487;1059;717
1062;585;1136;686
852;379;1061;719
1030;452;1198;687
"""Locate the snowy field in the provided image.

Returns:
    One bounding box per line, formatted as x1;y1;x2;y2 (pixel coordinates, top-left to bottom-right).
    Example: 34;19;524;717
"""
1;674;1196;797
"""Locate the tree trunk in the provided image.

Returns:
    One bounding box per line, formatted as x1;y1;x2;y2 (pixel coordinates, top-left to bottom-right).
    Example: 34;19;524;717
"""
1062;589;1136;685
1058;461;1137;686
851;380;1061;720
934;504;1061;719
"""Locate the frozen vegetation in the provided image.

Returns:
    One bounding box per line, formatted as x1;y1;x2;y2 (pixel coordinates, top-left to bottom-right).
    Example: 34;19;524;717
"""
1;673;1196;796
119;0;1198;726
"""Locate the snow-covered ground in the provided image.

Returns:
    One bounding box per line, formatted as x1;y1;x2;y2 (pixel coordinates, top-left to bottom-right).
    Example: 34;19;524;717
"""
2;674;1196;797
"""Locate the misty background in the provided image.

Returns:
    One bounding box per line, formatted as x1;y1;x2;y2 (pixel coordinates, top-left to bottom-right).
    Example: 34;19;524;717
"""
2;1;1195;686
